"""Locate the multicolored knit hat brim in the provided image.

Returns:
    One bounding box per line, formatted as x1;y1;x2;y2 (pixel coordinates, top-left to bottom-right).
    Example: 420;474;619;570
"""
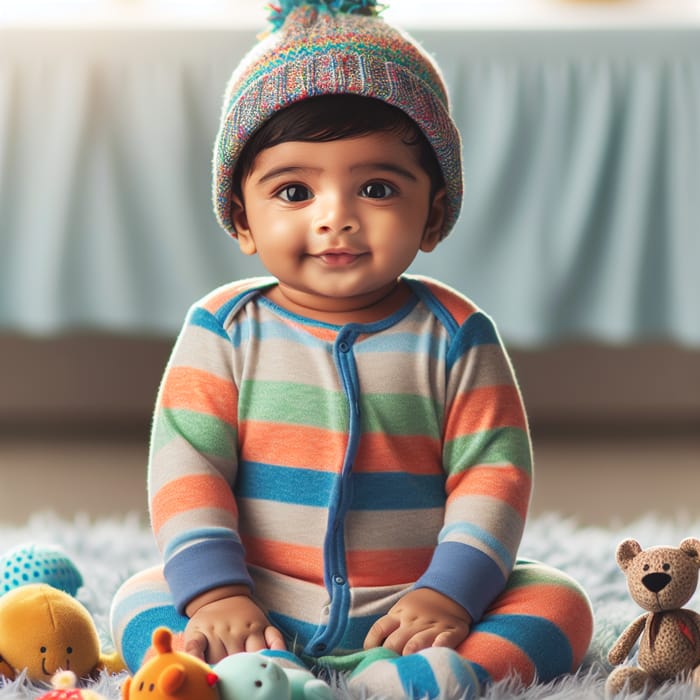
213;4;463;239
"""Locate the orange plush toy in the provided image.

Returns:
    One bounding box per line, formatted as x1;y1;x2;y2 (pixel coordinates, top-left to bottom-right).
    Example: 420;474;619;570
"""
121;628;219;700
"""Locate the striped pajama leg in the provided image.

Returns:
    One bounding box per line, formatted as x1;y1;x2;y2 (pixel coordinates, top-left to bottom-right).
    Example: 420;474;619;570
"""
349;559;593;700
110;566;313;675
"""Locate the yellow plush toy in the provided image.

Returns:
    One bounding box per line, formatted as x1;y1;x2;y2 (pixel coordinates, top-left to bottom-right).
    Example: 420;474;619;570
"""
0;583;124;682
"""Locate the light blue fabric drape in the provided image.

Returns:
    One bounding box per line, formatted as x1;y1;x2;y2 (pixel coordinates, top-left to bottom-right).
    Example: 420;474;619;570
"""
0;27;698;345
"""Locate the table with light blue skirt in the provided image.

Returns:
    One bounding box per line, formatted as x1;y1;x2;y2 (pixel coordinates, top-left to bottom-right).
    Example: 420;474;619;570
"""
0;25;698;345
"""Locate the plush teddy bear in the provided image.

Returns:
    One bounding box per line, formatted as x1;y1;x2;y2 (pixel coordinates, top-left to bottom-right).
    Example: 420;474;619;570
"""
0;583;124;682
606;538;700;697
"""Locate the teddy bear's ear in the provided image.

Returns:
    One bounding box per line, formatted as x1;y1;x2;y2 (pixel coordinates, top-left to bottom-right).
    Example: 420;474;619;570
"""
679;538;700;566
616;539;642;570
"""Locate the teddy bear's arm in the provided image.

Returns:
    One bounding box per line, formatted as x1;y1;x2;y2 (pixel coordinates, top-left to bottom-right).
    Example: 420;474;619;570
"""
607;614;648;665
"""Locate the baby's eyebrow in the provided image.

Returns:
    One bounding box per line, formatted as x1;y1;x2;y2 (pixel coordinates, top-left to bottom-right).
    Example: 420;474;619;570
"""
255;162;419;185
350;162;418;181
255;166;312;184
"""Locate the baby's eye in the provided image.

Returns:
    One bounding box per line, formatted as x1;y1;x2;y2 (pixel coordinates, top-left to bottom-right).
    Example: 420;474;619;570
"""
361;182;395;199
277;184;312;202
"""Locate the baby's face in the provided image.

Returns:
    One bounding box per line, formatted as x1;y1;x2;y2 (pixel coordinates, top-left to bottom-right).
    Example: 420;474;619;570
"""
232;132;445;321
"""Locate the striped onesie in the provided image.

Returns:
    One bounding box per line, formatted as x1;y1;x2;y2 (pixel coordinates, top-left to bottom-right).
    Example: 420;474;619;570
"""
110;275;592;698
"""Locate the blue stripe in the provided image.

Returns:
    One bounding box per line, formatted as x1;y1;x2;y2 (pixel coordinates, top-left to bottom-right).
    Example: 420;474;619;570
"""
475;614;574;682
238;462;445;510
231;317;333;350
163;526;242;561
111;589;174;628
188;306;229;339
238;462;336;506
447;313;500;370
121;606;188;672
267;611;322;651
394;654;441;700
356;331;446;359
439;521;514;570
351;473;446;510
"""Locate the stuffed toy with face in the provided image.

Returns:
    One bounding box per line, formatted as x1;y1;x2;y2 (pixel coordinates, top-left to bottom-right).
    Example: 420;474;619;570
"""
121;627;219;700
214;652;333;700
0;583;123;682
607;538;700;697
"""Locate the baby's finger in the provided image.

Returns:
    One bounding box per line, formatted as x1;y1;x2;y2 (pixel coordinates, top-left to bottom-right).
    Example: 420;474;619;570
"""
244;631;269;653
401;629;441;655
432;626;470;650
184;630;208;660
210;634;238;663
265;625;287;650
381;625;421;655
363;615;401;649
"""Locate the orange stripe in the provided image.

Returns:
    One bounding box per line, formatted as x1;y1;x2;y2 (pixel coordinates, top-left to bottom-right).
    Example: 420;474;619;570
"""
243;537;325;586
353;434;442;474
199;279;269;314
285;322;337;343
240;421;347;471
151;474;237;534
347;548;433;587
445;385;527;440
488;582;593;669
242;539;433;588
160;367;237;425
457;631;535;683
419;278;476;326
446;466;531;519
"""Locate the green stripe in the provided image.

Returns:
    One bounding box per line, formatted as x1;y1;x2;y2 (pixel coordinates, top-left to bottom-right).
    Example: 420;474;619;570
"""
507;560;589;596
443;426;532;477
239;380;348;430
153;409;236;460
360;393;442;436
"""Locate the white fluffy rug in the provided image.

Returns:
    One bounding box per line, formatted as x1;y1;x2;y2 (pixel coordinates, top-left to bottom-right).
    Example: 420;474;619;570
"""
2;511;700;699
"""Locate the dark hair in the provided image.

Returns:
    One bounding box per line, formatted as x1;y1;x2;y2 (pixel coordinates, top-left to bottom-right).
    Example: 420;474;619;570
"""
232;94;444;203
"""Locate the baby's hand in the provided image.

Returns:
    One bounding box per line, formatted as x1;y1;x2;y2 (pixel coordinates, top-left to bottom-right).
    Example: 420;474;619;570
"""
184;586;286;664
363;588;471;656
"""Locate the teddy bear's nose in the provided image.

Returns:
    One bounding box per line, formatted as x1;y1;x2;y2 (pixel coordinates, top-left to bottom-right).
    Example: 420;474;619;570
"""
642;572;671;592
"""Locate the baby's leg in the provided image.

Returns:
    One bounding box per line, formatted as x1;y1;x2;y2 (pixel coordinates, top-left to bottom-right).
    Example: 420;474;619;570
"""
110;565;188;672
110;566;312;675
349;560;592;699
457;558;593;687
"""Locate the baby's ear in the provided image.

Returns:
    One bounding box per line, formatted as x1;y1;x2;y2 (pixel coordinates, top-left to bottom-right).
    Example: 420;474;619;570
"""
231;197;257;255
420;188;446;252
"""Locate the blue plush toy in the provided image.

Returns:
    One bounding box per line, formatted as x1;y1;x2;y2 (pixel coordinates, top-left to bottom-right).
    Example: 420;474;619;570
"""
0;543;83;596
214;653;333;700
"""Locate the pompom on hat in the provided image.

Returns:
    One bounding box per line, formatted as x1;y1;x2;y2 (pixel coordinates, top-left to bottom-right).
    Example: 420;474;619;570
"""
213;0;463;239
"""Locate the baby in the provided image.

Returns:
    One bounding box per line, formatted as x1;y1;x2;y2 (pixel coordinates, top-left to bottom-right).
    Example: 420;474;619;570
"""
110;3;593;698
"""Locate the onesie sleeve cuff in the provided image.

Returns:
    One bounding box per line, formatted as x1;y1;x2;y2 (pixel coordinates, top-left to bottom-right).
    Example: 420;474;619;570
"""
164;539;254;615
414;542;507;622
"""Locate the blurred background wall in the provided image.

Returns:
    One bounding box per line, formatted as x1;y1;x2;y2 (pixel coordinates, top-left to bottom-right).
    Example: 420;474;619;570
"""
0;0;698;525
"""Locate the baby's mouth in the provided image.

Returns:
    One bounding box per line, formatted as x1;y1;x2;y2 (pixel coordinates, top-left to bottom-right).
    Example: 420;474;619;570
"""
316;251;365;266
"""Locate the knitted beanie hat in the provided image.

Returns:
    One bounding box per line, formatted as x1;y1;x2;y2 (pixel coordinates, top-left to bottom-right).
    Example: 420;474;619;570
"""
213;0;463;240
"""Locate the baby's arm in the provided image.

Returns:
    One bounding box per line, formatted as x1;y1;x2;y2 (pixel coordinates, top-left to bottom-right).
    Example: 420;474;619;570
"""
363;587;471;655
185;584;286;664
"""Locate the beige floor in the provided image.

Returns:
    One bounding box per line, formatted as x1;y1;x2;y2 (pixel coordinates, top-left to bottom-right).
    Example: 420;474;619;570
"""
0;432;698;528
